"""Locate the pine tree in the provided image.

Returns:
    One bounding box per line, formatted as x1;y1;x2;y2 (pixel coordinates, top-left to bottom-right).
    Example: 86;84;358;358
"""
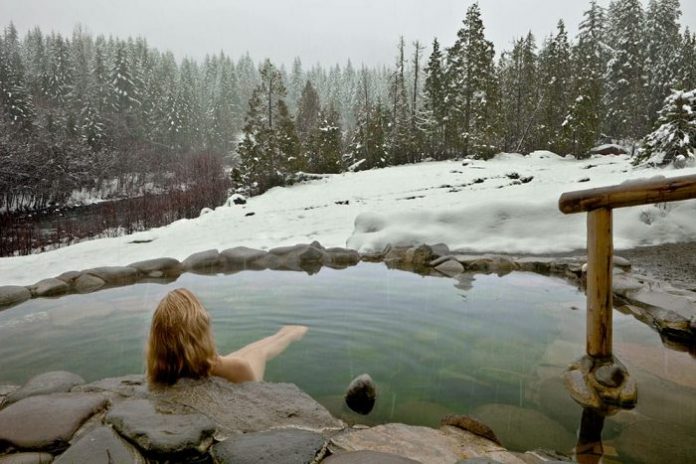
0;23;34;130
306;104;342;173
645;0;683;125
387;37;411;165
676;28;696;91
636;90;696;166
498;32;539;153
537;20;572;154
563;1;607;156
604;0;647;140
445;2;498;157
276;99;303;173
287;57;304;113
110;42;140;113
296;80;321;144
423;38;448;157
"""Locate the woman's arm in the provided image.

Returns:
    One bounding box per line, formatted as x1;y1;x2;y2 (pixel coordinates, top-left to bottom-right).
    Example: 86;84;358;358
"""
211;325;308;382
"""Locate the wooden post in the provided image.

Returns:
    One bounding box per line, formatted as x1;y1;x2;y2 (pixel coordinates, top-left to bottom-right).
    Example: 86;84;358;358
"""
586;208;613;358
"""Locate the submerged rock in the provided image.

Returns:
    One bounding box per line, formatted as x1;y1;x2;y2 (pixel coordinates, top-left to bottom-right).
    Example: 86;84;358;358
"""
105;398;215;457
6;371;85;405
323;450;421;464
441;415;501;445
345;374;377;415
0;285;31;308
0;393;108;452
53;426;145;464
471;404;575;453
616;420;696;464
211;428;325;464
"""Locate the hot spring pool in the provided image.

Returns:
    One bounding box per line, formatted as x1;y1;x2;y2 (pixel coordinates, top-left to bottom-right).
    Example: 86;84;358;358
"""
1;263;695;463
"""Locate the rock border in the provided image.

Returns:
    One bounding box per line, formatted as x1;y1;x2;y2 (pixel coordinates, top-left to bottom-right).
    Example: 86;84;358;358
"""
2;241;694;346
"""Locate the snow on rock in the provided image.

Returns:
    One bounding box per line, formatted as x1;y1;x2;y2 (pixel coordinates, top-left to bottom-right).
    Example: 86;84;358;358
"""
225;193;247;206
1;153;696;285
200;207;213;216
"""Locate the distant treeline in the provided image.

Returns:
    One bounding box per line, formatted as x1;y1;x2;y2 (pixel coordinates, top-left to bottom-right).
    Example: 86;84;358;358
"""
1;0;695;203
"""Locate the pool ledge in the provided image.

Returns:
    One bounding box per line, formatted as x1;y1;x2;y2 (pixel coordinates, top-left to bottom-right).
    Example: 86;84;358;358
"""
0;372;551;464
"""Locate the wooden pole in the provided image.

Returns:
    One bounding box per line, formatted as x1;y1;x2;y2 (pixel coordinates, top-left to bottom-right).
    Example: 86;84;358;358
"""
586;208;613;358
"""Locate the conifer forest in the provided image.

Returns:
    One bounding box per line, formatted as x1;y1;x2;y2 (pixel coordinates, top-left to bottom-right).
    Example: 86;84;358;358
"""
1;0;694;213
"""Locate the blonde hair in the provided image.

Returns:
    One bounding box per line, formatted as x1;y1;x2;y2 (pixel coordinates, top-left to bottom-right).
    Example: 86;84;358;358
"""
146;288;217;386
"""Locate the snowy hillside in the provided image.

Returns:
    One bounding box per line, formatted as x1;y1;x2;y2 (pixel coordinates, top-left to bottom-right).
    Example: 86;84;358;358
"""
1;152;696;286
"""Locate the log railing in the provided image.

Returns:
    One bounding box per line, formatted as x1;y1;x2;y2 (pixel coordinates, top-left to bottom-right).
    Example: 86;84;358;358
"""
558;174;696;359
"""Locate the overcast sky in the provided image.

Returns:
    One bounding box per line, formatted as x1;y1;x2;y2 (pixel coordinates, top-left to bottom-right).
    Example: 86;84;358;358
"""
2;0;695;67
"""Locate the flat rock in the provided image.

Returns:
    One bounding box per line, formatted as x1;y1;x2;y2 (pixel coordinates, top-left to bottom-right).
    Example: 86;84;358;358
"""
127;258;182;278
329;423;522;464
73;375;148;398
73;274;105;293
150;377;342;436
53;426;144;464
55;271;82;284
616;420;696;464
0;286;31;308
6;371;85;405
83;267;139;285
435;260;465;277
211;428;325;464
323;450;421;464
105;398;214;456
0;453;54;464
0;393;108;452
30;278;70;297
220;246;268;270
181;249;222;273
471;404;575;453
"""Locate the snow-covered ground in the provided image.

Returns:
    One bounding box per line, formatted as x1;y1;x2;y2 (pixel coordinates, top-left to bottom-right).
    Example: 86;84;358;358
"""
2;151;696;286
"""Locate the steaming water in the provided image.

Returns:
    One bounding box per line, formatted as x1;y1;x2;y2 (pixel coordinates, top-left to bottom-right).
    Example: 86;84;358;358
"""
1;264;695;463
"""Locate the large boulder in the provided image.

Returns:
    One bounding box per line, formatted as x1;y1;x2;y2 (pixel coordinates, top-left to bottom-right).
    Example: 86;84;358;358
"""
211;428;325;464
53;426;145;464
268;244;328;273
325;248;361;268
6;371;85;405
83;267;139;286
0;286;31;309
105;398;214;457
589;144;627;156
220;246;269;271
73;274;105;293
149;377;343;436
181;249;223;274
73;375;148;399
30;278;70;297
0;393;108;452
127;258;182;278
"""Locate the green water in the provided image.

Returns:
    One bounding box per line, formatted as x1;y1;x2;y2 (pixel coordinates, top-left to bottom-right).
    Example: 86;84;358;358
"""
1;264;695;463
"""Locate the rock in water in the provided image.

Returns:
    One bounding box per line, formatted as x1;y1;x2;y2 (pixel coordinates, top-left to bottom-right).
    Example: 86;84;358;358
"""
345;374;376;415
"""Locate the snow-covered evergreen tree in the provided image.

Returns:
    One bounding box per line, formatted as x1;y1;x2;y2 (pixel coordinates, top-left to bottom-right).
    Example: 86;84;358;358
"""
387;36;411;165
604;0;647;140
645;0;683;125
0;23;34;130
423;38;448;157
636;89;696;166
677;29;696;91
296;80;321;145
445;2;498;157
564;1;607;156
109;42;140;113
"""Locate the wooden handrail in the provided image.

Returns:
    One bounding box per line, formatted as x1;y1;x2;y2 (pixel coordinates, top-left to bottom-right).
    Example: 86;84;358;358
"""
558;173;696;363
559;174;696;214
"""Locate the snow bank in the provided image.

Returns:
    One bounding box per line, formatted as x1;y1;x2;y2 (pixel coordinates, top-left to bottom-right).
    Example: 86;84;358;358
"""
1;153;696;285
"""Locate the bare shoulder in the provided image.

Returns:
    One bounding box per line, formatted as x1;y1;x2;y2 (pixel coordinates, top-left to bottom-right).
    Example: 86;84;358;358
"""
211;355;257;383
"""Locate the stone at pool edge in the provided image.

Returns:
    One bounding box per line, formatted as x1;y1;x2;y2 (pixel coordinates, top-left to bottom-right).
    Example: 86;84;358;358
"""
181;249;222;273
434;259;465;277
105;398;215;456
127;257;182;278
220;246;269;270
211;428;325;464
82;266;139;285
53;426;145;464
0;453;54;464
0;393;108;452
5;371;85;405
0;286;31;308
322;450;421;464
28;278;70;297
